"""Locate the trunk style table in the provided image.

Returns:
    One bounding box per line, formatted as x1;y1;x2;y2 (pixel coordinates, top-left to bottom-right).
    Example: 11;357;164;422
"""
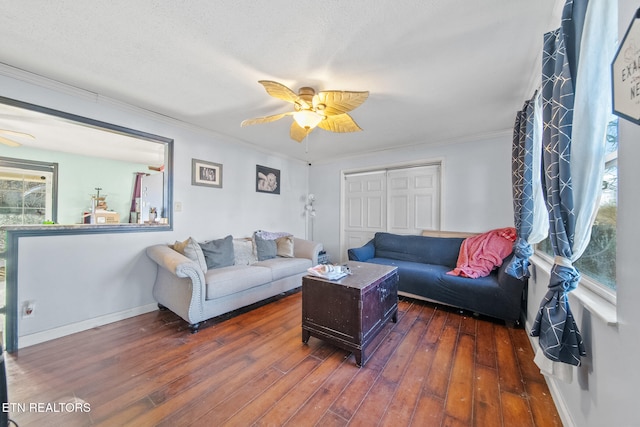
301;261;399;367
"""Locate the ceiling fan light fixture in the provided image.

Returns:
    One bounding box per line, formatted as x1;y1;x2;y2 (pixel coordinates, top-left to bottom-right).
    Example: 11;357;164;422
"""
293;110;323;129
242;81;369;141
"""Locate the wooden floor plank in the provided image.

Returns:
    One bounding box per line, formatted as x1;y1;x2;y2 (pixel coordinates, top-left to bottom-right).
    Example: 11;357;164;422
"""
147;326;307;426
254;348;346;426
410;394;445;427
317;410;349;427
501;390;535;427
475;320;497;368
349;303;431;425
377;305;436;425
422;307;449;346
424;324;459;399
186;367;285;426
328;330;404;420
120;356;257;427
525;380;564;427
445;333;475;424
222;356;323;426
287;302;424;426
508;327;545;384
5;291;561;427
495;325;525;395
473;365;502;427
93;397;156;427
282;350;358;426
459;313;477;336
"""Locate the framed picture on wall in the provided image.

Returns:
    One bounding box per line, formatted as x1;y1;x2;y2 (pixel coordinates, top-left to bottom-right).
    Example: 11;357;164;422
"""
192;159;223;188
256;165;280;194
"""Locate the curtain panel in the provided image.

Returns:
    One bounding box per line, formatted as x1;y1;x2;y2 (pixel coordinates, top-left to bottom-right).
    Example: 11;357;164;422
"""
529;0;617;382
506;92;548;279
530;0;587;375
506;99;535;279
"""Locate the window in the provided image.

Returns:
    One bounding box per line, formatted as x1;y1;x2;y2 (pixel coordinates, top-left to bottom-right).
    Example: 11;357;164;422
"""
0;158;57;251
0;95;173;230
537;118;618;295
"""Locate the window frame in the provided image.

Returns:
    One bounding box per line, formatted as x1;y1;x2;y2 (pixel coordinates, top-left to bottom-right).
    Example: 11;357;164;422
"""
534;246;616;305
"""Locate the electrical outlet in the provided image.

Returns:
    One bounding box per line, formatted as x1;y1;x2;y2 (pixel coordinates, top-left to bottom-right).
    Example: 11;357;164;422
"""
174;201;182;212
22;300;36;318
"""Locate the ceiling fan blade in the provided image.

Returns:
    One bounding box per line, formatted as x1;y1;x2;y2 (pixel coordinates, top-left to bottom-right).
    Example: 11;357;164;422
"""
313;91;369;116
258;80;311;110
0;129;35;139
241;112;292;127
318;113;362;133
290;121;312;143
0;135;21;147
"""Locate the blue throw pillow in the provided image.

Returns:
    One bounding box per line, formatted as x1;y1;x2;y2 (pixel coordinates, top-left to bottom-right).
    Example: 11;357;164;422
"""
254;234;277;261
199;235;234;269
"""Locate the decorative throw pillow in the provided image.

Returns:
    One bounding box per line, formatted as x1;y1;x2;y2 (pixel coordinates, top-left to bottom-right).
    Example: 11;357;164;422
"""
173;237;208;272
254;230;292;240
233;238;257;265
254;234;277;261
199;235;235;269
276;235;295;257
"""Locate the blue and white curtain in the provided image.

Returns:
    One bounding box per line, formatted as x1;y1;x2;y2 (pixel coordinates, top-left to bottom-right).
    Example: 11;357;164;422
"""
529;0;616;381
506;93;548;279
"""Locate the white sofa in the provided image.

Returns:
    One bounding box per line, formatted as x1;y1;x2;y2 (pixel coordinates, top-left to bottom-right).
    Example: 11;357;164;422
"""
146;236;322;332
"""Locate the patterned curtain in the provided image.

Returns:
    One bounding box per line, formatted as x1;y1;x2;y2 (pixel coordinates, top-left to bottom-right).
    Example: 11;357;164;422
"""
530;0;616;382
530;0;586;373
506;97;537;279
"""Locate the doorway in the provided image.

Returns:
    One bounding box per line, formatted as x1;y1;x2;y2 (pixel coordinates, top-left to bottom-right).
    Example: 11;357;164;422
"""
0;157;57;347
342;163;441;260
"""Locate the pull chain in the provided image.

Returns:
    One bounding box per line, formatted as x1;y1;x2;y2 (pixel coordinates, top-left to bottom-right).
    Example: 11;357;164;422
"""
305;131;309;153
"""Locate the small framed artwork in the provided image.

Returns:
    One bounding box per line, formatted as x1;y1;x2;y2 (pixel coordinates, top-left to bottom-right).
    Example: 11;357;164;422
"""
256;165;280;194
192;159;223;188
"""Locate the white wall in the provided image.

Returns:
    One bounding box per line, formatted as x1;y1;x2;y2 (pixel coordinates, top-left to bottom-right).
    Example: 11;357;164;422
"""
0;71;310;344
309;133;515;262
524;2;640;425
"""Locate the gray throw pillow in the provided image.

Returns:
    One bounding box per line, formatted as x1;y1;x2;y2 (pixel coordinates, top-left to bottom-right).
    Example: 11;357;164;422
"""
199;235;234;269
254;234;277;261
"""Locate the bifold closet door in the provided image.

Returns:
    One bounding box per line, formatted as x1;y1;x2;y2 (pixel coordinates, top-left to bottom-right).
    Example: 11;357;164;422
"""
386;165;440;235
343;165;441;261
343;171;387;252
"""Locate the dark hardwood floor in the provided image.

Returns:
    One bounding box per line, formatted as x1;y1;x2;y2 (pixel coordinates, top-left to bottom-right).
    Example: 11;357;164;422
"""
5;291;562;426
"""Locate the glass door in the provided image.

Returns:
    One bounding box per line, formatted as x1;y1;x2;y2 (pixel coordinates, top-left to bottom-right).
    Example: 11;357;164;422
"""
0;159;57;348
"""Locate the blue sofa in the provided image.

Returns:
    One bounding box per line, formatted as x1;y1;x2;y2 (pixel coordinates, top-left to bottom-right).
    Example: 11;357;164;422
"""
347;232;526;325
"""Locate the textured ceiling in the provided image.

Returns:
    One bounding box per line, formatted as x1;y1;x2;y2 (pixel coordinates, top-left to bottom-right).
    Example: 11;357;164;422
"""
0;1;560;163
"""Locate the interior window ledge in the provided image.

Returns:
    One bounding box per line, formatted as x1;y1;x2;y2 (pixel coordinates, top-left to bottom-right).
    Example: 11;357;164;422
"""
570;286;618;326
531;254;618;326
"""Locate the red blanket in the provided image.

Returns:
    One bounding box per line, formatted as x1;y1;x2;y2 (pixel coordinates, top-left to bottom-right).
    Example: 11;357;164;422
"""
447;227;516;278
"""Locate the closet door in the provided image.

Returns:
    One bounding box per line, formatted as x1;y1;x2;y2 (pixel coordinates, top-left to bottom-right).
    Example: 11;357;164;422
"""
387;165;440;235
342;164;441;262
343;171;386;251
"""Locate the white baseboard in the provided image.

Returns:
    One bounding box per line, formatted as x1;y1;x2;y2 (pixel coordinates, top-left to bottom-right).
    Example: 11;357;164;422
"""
18;303;158;349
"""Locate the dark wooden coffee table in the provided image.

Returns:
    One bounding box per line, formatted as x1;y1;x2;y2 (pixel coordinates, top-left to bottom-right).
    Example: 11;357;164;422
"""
301;261;399;367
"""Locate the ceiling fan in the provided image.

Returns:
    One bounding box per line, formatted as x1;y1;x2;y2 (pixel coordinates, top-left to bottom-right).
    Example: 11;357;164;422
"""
0;129;35;147
241;80;369;142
